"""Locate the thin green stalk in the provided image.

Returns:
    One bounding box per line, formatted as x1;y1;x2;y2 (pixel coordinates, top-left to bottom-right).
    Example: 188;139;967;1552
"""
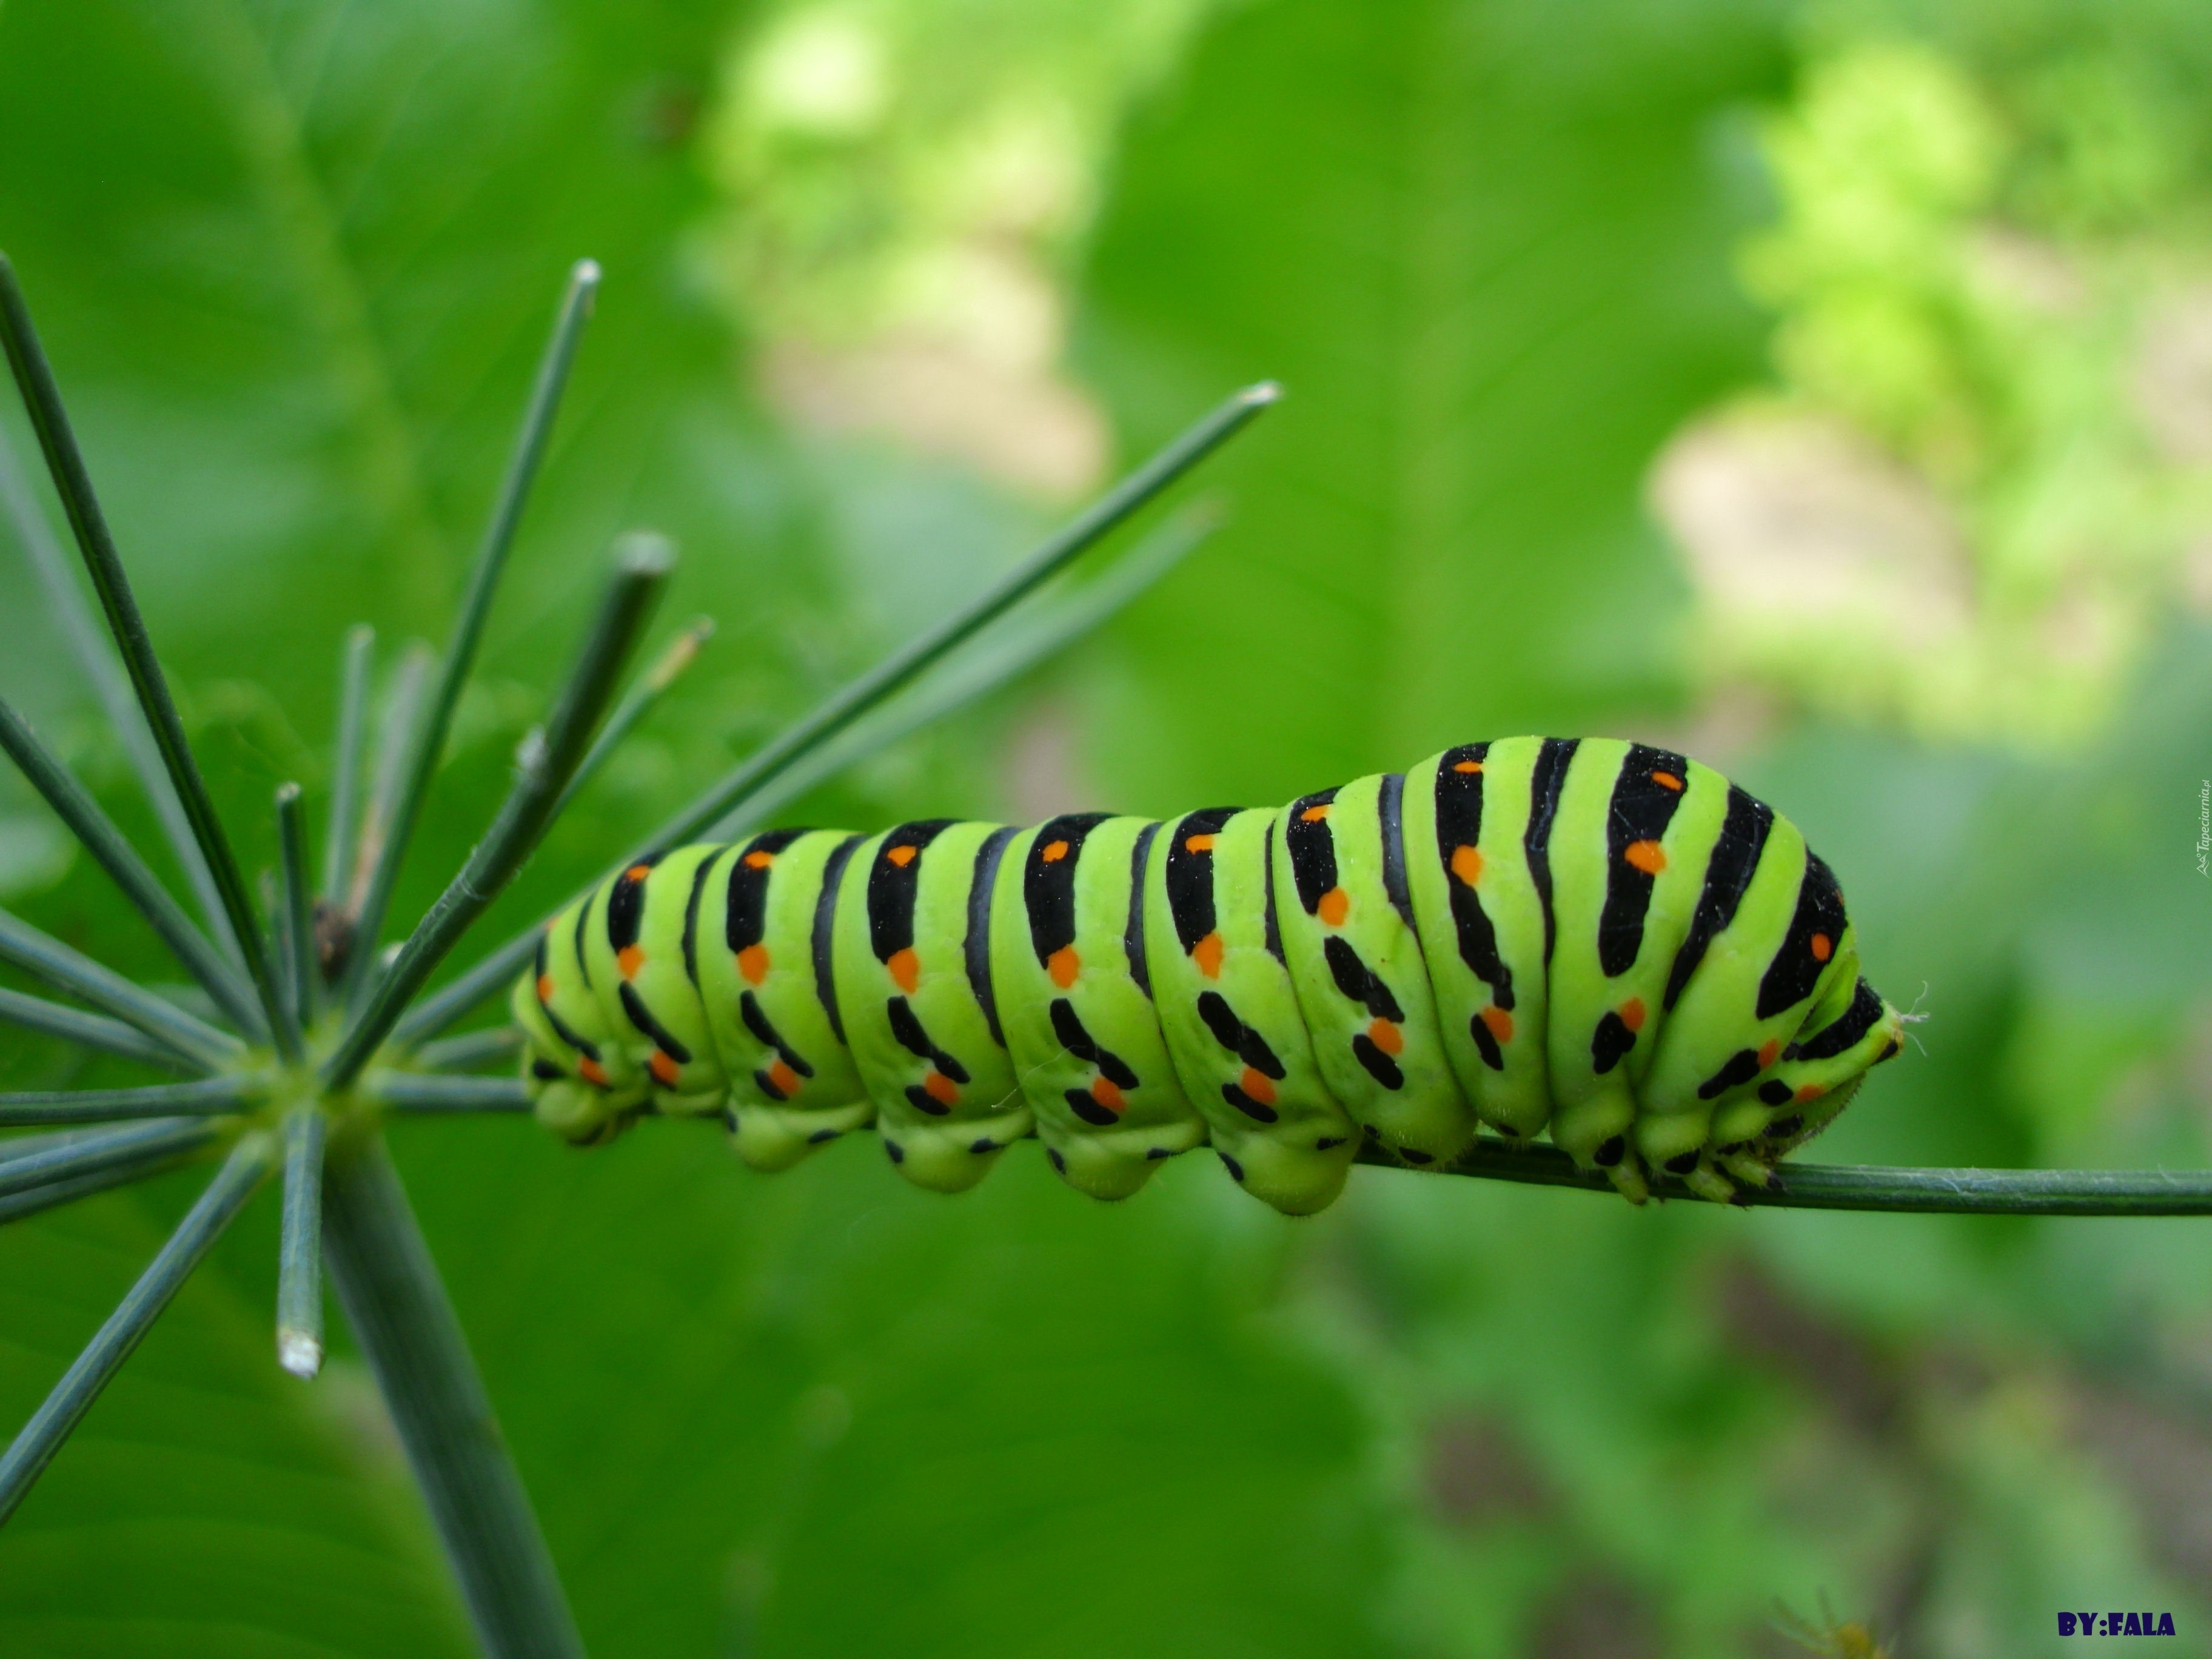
0;695;266;1037
392;397;1265;1046
1375;1142;2212;1217
0;986;201;1071
349;643;432;919
323;625;374;903
275;783;313;1033
370;1074;531;1113
409;1027;520;1073
0;1147;203;1226
392;936;540;1051
321;1132;586;1659
276;1105;327;1378
705;501;1221;842
0;1126;118;1166
0;1117;221;1201
547;615;714;823
323;534;672;1090
0;1131;271;1526
0;253;291;1051
638;384;1276;864
0;905;243;1069
343;261;600;1006
0;428;243;969
0;1075;267;1126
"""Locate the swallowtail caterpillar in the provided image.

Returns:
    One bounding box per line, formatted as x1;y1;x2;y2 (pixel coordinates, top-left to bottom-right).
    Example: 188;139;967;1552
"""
514;737;1906;1211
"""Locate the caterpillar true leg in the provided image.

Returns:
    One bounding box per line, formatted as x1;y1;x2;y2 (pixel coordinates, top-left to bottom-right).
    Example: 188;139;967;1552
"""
515;739;1906;1215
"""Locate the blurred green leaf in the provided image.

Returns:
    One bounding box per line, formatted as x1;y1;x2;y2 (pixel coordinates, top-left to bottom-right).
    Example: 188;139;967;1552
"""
1074;0;1789;811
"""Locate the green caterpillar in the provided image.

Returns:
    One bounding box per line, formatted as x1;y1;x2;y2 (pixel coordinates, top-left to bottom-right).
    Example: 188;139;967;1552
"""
512;738;1906;1212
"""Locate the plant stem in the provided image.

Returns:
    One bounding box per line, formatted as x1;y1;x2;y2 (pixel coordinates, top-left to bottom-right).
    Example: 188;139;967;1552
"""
0;1131;271;1526
0;905;243;1069
0;695;266;1037
0;1118;223;1201
324;625;374;904
349;642;432;919
276;1105;326;1378
343;261;600;1007
1373;1142;2212;1216
321;1132;587;1659
0;428;243;969
322;535;671;1090
409;1027;521;1073
275;783;313;1032
0;1147;204;1226
0;1075;268;1126
390;934;545;1050
703;502;1221;842
369;1074;532;1113
636;383;1277;865
0;986;202;1071
0;253;290;1049
0;1126;123;1165
546;615;714;823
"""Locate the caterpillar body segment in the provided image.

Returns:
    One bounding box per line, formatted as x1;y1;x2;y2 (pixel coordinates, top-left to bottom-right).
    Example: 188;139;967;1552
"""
1148;806;1359;1215
1273;774;1472;1171
585;847;730;1119
839;819;1029;1192
512;739;1907;1213
693;829;874;1170
991;814;1207;1201
1398;740;1556;1144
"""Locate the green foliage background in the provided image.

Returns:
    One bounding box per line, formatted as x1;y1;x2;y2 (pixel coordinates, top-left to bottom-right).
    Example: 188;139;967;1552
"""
0;1;2208;1655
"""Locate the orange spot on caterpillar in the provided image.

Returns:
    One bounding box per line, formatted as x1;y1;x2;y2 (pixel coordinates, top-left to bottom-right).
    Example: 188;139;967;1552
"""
1623;839;1666;876
1184;833;1218;854
1480;1005;1514;1044
1757;1039;1780;1069
578;1057;609;1088
1651;770;1683;791
617;945;645;979
885;844;918;868
535;974;555;1005
1048;946;1081;988
742;849;774;870
1317;887;1349;927
1191;931;1225;979
1620;997;1646;1033
1089;1076;1126;1114
1367;1018;1404;1056
766;1059;802;1098
1040;839;1070;862
649;1051;682;1087
625;864;652;883
1299;803;1331;823
736;944;769;985
1795;1083;1827;1104
1237;1067;1278;1107
887;947;920;994
922;1070;959;1107
1452;760;1484;774
1810;931;1833;962
1450;844;1483;886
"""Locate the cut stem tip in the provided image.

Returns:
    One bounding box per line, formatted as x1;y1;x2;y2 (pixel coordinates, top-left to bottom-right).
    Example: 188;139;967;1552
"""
277;1329;324;1380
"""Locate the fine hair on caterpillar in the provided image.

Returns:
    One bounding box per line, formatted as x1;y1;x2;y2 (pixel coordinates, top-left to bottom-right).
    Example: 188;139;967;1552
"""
517;737;1907;1212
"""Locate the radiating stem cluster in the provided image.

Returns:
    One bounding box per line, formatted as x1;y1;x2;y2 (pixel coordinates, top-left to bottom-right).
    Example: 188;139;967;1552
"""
0;248;1287;1655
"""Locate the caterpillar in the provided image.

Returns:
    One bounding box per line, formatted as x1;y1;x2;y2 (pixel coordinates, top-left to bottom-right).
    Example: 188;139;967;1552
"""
512;737;1906;1212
